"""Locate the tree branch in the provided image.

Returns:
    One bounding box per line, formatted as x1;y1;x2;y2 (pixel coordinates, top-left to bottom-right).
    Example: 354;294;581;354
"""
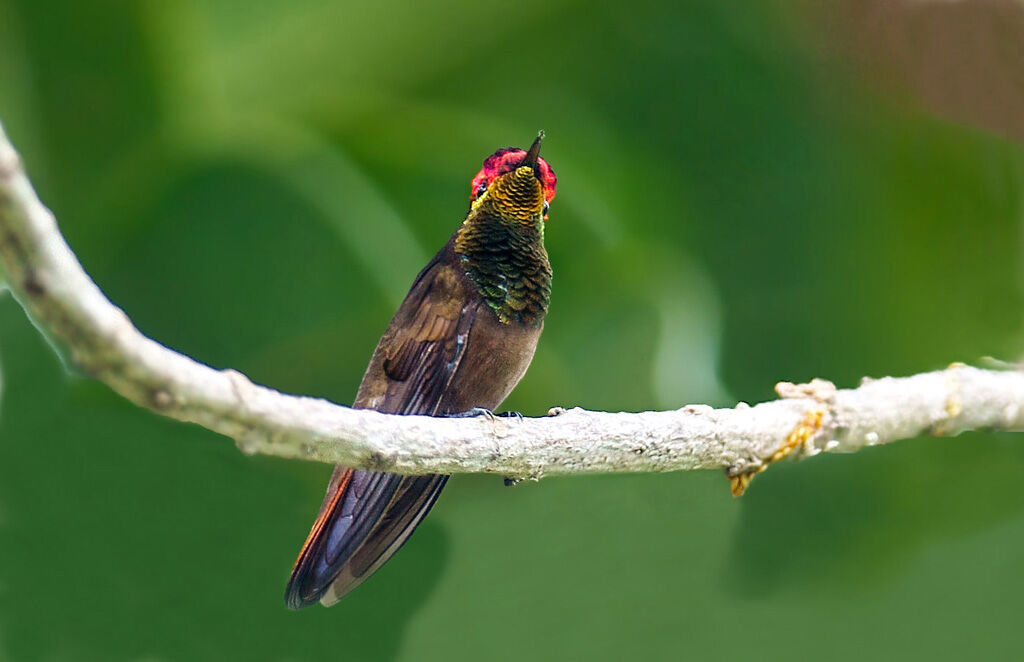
1;119;1022;491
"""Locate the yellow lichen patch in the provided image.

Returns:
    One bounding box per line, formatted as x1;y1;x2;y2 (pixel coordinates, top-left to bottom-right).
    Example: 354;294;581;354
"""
729;472;755;498
932;363;964;436
728;407;825;497
943;365;963;416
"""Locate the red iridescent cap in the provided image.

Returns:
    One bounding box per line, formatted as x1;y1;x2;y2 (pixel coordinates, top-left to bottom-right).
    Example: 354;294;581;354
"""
469;147;557;204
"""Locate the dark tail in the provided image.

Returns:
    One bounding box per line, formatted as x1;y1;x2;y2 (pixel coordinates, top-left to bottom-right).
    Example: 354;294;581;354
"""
285;466;449;608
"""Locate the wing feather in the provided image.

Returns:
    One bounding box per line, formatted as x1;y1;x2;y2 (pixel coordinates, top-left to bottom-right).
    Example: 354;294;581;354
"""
285;252;478;608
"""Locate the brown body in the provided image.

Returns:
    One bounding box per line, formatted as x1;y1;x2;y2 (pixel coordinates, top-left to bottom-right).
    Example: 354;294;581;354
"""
357;237;544;418
285;139;555;608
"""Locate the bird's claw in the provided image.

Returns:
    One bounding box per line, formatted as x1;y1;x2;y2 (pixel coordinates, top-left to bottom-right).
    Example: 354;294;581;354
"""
447;408;523;421
447;407;496;420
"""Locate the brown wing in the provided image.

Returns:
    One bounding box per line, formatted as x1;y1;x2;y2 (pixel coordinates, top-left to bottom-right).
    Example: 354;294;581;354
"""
285;250;478;609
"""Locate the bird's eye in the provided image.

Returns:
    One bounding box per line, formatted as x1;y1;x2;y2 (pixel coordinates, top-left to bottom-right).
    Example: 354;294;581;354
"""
543;201;550;217
475;183;487;199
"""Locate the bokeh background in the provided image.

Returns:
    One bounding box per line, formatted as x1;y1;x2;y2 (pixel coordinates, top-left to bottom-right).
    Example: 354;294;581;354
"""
2;0;1024;660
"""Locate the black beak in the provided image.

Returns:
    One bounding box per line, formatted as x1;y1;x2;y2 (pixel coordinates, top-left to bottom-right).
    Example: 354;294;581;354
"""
521;131;544;171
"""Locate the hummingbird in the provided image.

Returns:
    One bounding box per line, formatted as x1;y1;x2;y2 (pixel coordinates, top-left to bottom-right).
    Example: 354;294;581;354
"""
285;133;557;608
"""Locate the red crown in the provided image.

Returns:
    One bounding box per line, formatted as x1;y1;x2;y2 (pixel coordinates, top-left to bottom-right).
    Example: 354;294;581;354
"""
469;148;557;204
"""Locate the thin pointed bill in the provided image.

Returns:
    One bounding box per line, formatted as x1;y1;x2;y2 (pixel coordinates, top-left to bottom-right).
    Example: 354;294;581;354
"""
521;131;545;169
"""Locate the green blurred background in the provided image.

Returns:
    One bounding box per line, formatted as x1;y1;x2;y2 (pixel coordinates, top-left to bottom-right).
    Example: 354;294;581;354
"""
2;0;1024;660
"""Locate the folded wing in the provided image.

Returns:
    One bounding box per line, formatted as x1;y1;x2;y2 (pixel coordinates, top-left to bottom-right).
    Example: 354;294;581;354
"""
285;255;477;608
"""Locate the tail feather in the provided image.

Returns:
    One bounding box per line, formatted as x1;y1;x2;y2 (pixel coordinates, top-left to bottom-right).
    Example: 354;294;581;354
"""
285;467;448;609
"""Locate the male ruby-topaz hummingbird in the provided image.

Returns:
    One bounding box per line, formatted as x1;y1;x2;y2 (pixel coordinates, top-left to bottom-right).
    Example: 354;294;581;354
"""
285;133;557;608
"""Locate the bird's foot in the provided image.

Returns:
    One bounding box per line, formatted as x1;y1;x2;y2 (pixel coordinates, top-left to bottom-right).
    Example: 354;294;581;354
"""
447;408;523;421
447;407;496;420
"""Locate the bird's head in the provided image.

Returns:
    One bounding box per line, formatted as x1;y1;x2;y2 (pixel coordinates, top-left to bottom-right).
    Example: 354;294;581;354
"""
467;132;557;225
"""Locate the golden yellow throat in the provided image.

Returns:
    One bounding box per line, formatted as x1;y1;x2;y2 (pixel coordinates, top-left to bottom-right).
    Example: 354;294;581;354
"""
454;167;552;326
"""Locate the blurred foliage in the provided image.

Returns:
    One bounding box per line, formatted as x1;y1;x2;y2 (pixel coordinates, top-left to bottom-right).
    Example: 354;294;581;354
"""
2;0;1024;660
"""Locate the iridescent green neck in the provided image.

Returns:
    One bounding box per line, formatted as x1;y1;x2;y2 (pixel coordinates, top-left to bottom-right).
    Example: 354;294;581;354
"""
454;211;551;326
